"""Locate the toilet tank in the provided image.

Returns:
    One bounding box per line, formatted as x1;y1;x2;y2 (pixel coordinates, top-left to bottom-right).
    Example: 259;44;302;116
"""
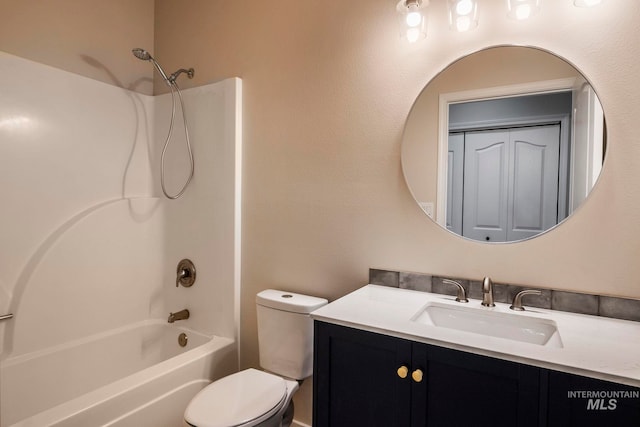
256;289;328;380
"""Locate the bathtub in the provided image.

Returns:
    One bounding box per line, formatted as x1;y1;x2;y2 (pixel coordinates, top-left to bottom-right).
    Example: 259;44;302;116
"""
1;320;237;427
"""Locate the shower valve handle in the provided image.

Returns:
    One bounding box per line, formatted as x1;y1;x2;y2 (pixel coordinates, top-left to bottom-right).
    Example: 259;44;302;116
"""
176;269;189;287
176;259;196;288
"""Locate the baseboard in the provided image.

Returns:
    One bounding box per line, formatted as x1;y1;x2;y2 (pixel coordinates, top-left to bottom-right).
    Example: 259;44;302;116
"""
291;420;312;427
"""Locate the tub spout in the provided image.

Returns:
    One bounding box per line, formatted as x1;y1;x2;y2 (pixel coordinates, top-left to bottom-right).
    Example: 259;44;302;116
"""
168;309;190;323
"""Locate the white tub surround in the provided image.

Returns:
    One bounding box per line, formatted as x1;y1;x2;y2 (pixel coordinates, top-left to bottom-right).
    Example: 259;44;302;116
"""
311;285;640;388
156;77;243;342
0;51;242;426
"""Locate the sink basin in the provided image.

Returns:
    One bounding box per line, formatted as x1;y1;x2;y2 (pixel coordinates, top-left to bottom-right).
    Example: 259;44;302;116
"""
412;302;563;348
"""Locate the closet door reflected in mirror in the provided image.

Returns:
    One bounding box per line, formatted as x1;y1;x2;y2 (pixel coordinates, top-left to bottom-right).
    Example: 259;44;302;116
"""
401;46;606;243
450;124;561;242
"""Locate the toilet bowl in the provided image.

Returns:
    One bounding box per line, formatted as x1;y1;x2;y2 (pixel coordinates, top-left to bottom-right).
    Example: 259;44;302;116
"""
184;290;327;427
184;369;298;427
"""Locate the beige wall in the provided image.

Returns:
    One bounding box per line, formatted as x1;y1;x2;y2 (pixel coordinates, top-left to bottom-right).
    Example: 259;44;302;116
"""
155;0;640;423
0;0;155;94
3;0;640;425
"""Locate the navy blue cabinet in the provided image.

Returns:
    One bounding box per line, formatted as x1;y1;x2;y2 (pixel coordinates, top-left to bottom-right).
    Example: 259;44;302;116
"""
546;370;640;426
313;321;412;426
313;322;540;427
313;321;640;427
411;342;541;427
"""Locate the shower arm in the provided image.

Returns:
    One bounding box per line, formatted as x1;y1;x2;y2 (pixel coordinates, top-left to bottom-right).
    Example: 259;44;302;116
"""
169;68;195;83
132;48;193;86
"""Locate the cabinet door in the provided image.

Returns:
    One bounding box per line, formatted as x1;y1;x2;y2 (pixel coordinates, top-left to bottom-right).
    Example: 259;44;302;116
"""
412;343;542;427
314;322;412;427
547;370;640;426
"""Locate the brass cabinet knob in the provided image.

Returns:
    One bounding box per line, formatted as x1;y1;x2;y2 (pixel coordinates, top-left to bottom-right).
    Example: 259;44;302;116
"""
397;366;409;379
412;369;424;383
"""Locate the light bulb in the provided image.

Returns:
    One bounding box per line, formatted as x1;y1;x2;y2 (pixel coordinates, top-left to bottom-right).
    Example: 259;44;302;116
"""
406;28;421;43
456;16;471;32
456;0;474;15
406;11;422;27
448;0;477;31
397;0;428;42
507;0;540;20
396;0;429;43
515;4;531;20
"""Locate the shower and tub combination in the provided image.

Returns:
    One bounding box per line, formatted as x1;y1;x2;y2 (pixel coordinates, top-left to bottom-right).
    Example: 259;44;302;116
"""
0;49;242;426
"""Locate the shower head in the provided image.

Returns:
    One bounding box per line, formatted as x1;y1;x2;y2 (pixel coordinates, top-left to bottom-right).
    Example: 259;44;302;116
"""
132;48;171;86
132;48;151;61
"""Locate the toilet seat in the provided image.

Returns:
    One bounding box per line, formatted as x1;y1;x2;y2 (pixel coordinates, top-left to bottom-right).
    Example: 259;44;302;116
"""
184;368;288;427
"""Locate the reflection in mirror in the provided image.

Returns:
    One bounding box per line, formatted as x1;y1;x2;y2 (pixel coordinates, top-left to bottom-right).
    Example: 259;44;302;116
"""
401;46;606;243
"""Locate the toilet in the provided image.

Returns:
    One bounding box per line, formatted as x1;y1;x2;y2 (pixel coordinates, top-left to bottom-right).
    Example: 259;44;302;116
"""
184;289;328;427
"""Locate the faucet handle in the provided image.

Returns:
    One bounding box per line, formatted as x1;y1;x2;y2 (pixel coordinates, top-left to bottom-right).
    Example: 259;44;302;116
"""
442;279;469;303
510;289;542;311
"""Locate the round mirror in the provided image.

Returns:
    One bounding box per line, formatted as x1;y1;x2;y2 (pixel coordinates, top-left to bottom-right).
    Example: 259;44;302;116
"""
401;46;606;243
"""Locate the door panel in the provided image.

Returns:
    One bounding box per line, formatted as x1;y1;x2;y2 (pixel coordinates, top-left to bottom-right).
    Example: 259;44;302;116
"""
508;125;560;241
462;131;509;242
447;133;464;234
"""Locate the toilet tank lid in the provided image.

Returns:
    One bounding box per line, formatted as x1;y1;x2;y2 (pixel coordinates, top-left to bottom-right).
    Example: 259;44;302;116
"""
256;289;328;314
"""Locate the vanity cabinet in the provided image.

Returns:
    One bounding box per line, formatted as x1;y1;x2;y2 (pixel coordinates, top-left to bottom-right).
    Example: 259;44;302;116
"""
313;321;412;426
546;370;640;426
313;322;541;427
313;321;640;427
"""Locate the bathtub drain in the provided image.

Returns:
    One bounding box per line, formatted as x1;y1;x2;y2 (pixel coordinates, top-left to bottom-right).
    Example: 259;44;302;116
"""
178;332;188;347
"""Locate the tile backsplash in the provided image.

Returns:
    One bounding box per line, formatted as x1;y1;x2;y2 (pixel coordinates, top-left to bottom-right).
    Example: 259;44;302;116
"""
370;268;640;322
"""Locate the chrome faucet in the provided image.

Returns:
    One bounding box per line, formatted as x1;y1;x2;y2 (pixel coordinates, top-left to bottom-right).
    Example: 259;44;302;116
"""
481;277;495;307
168;309;190;323
442;279;469;303
510;290;542;311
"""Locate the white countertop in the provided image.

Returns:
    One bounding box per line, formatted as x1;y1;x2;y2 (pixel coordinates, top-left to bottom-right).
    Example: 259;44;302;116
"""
311;285;640;388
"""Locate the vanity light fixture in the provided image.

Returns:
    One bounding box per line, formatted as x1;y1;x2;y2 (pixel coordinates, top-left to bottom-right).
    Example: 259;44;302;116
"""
396;0;604;43
448;0;479;32
574;0;604;7
396;0;428;43
507;0;541;20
